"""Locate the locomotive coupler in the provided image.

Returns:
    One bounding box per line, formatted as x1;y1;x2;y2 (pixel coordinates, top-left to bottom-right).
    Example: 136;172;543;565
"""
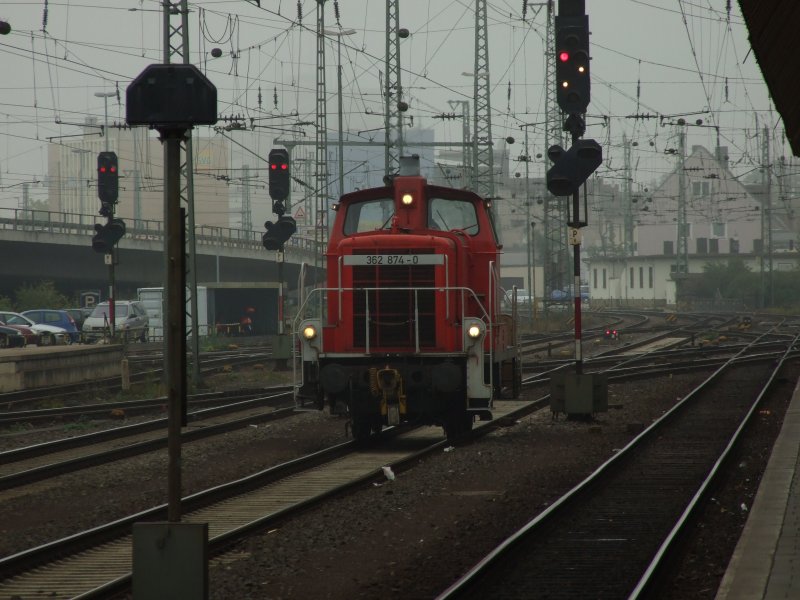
372;367;407;426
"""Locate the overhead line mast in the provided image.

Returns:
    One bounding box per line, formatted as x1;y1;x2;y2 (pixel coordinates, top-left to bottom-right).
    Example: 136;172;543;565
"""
543;0;568;315
384;0;404;177
315;0;330;279
473;0;494;199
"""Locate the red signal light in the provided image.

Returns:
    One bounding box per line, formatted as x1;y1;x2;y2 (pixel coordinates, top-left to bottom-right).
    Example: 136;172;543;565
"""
99;166;107;173
559;51;569;62
281;164;288;170
110;166;116;173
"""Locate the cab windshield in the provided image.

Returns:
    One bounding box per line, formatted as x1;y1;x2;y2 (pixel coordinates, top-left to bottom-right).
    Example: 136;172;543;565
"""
428;197;479;234
343;198;394;235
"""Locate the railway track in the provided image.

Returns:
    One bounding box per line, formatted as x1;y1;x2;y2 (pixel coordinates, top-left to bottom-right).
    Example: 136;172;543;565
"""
0;385;291;427
0;400;541;598
3;336;793;495
0;312;792;597
0;390;294;491
438;331;798;598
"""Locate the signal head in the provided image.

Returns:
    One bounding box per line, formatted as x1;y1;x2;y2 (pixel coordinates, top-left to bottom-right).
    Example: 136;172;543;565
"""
555;14;591;114
268;148;290;201
97;151;119;205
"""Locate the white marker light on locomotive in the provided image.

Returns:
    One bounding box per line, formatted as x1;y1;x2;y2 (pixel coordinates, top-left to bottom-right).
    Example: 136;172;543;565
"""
468;324;482;339
401;193;413;206
302;325;317;340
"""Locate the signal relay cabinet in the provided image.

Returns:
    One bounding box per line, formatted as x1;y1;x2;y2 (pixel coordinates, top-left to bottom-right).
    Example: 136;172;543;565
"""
137;282;282;339
550;372;608;416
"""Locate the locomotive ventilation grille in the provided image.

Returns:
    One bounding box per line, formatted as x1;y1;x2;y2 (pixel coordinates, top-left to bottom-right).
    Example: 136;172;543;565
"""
351;249;436;349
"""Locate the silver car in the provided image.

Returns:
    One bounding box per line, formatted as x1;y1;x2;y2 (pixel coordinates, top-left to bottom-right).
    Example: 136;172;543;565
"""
82;301;150;342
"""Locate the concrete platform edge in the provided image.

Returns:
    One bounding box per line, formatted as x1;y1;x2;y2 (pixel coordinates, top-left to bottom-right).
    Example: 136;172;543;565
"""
715;377;800;600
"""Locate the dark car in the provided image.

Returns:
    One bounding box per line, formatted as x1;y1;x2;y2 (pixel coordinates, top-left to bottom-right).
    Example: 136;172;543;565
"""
22;309;81;344
0;324;27;348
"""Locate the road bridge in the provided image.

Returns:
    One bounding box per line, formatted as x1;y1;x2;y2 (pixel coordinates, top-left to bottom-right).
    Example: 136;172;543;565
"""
0;208;321;301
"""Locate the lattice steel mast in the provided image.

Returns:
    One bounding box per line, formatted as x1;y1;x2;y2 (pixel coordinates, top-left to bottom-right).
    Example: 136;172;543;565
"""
676;125;688;283
473;0;494;198
315;0;330;279
384;0;404;176
162;0;200;385
542;0;567;310
623;134;634;254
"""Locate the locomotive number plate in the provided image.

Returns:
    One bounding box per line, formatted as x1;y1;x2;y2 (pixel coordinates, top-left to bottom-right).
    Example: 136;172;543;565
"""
344;254;444;266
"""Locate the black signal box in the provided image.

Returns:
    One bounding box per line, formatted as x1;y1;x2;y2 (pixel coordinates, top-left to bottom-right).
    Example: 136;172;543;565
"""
126;64;217;129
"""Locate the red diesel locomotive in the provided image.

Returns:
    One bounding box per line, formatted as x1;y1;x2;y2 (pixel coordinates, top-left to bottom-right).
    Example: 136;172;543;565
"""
295;157;521;441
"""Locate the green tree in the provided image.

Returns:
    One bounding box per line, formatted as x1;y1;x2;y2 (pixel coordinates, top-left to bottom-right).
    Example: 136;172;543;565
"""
0;295;13;311
769;268;800;308
683;259;760;307
14;281;70;311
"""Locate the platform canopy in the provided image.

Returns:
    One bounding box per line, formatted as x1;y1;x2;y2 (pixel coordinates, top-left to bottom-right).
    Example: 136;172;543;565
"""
739;1;800;156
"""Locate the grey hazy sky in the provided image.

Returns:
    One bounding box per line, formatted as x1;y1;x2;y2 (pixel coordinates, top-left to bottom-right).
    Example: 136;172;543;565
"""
0;0;779;210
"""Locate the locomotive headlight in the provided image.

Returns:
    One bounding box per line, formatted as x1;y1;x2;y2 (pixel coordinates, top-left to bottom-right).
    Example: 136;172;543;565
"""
401;193;414;206
302;325;317;340
467;324;483;339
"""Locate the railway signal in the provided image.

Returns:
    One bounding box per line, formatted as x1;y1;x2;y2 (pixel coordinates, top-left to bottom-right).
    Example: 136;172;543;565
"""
269;148;290;201
262;215;297;251
546;139;603;197
91;218;126;254
555;6;590;114
97;151;119;216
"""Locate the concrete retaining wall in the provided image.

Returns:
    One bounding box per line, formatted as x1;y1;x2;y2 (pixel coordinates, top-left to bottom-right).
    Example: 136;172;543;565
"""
0;345;123;393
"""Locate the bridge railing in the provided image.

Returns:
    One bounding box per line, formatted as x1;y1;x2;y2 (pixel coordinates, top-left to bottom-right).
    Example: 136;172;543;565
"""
0;208;319;259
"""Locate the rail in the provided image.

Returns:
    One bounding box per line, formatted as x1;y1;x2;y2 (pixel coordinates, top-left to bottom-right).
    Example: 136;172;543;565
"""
0;207;318;258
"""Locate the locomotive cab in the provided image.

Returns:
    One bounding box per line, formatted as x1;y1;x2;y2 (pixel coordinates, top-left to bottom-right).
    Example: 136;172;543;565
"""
295;157;521;442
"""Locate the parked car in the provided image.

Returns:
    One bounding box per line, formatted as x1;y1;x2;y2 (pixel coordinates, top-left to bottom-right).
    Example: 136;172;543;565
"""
83;301;149;342
0;324;27;348
502;289;532;308
22;309;81;344
0;311;68;346
65;307;94;331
